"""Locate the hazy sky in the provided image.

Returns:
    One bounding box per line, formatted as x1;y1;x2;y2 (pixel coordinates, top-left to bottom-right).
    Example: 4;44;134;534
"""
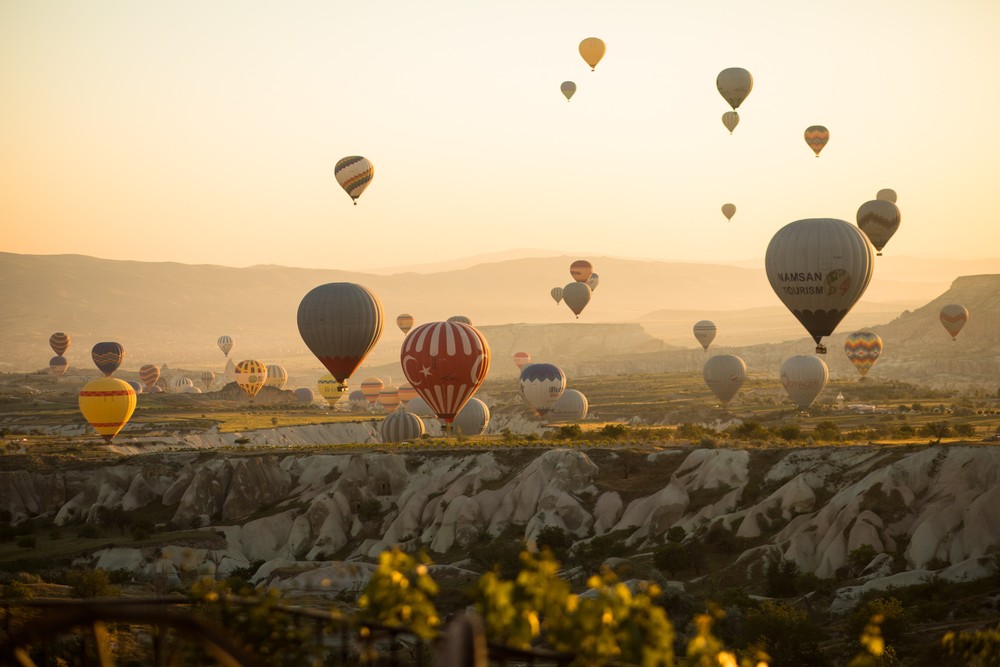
3;1;998;270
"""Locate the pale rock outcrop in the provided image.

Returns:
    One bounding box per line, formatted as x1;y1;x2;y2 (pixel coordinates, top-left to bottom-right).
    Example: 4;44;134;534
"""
221;456;292;520
0;470;67;520
431;495;483;553
172;460;233;526
675;449;749;490
236;510;298;561
614;476;689;544
593;492;624;535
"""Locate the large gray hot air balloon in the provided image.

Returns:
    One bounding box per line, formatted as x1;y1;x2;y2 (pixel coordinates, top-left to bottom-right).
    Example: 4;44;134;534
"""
452;397;490;436
297;283;384;393
856;200;901;256
693;320;717;350
550;388;588;421
405;396;435;417
780;355;829;410
702;355;746;405
562;282;592;318
380;408;425;443
765;218;874;354
717;68;753;110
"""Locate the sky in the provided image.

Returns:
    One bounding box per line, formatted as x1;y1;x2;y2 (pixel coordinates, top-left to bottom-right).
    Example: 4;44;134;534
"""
2;1;999;271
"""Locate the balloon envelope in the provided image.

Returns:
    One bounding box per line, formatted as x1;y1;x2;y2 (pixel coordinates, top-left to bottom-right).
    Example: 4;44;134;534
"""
765;218;873;352
780;355;829;410
201;370;216;389
380;408;425;443
127;380;143;394
520;363;567;417
721;204;736;221
703;355;746;404
693;320;717;350
265;364;288;389
297;283;384;392
234;360;267;402
139;364;160;389
405;396;435;417
722;111;739;134
401;321;491;424
396;314;415;334
91;342;125;377
453;397;490;436
550;388;588;421
844;332;883;377
217;335;234;357
876;188;897;203
856;200;901;255
804;126;830;156
378;386;401;412
398;383;418;405
317;375;342;407
717;68;753;110
940;304;969;340
294;387;316;403
570;260;593;282
447;315;472;325
78;377;137;442
578;37;606;70
513;352;531;369
560;81;576;100
562;282;592;318
585;273;600;292
550;287;564;304
49;355;69;376
335;155;374;203
49;332;70;356
361;377;385;404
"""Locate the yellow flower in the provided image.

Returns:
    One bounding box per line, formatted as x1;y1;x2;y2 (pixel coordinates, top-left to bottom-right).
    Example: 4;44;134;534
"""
717;651;737;667
416;564;428;576
868;637;884;656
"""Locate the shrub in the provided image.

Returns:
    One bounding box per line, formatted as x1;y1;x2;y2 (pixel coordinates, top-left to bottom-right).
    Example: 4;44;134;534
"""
598;423;628;439
554;424;582;440
777;424;802;441
65;569;121;598
848;544;879;576
765;558;799;597
739;600;827;666
16;535;36;549
534;526;572;561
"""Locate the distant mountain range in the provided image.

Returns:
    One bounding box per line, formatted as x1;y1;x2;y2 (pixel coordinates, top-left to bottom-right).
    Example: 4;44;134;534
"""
1;252;997;387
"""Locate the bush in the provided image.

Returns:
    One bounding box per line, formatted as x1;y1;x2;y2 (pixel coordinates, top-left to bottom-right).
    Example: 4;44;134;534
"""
849;597;909;650
675;423;705;440
730;421;768;440
739;600;828;666
776;423;802;441
653;543;689;577
554;424;582;439
16;535;36;549
598;423;628;439
848;544;879;576
765;558;799;597
65;569;121;598
534;526;572;561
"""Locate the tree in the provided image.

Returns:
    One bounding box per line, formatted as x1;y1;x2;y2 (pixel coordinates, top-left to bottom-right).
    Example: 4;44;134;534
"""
776;423;802;441
739;600;828;666
848;544;879;576
921;421;953;444
765;558;799;597
65;569;121;598
653;543;689;578
534;526;572;562
849;597;909;652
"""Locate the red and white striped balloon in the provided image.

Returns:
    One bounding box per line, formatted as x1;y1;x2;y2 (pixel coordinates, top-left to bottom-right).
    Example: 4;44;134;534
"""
401;321;491;424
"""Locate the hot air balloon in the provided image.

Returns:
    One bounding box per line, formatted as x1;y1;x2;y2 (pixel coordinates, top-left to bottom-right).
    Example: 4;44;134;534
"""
201;370;216;390
693;320;717;350
348;389;368;408
520;363;566;418
405;396;434;417
217;335;234;357
139;364;160;390
717;68;753;110
721;204;736;221
172;377;193;392
398;383;418;405
453;397;490;436
551;287;564;304
563;282;592;318
294;387;316;403
570;260;593;282
876;189;897;203
397;314;415;335
513;352;531;369
703;355;747;405
804;126;830;157
940;304;969;340
380;408;425;443
265;364;288;389
360;378;384;404
49;356;69;376
318;375;343;407
579;37;605;71
765;218;873;353
91;342;125;377
856;200;901;256
448;315;472;325
49;332;70;357
401;321;491;424
234;360;267;402
722;111;739;134
586;273;600;292
127;380;143;394
381;375;393;386
780;355;829;410
78;377;137;442
378;386;401;412
844;332;883;379
550;388;588;421
335;155;374;205
561;81;576;101
297;283;384;393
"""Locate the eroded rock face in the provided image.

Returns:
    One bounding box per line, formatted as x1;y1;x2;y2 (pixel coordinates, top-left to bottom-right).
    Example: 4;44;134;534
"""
8;445;1000;597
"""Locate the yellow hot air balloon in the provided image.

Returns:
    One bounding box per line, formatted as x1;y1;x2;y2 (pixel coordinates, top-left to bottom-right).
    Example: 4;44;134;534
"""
560;81;576;101
235;359;268;403
721;204;736;221
722;111;739;134
78;377;137;442
579;37;606;71
317;374;342;407
804;126;830;157
716;68;753;110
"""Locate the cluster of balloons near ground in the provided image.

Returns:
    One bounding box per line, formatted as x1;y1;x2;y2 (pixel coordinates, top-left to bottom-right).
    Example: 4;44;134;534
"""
550;260;599;318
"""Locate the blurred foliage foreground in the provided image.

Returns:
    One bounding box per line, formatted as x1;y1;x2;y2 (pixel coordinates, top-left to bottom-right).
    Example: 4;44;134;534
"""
3;548;999;667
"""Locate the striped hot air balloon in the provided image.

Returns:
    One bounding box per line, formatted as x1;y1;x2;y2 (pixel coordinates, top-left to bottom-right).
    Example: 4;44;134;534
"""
139;364;161;390
335;156;374;204
844;332;883;378
804;126;830;157
722;111;739;134
49;356;69;376
378;386;401;412
217;335;234;357
234;360;267;403
49;332;71;357
550;287;564;304
513;352;531;369
172;377;194;392
396;314;415;335
361;377;385;404
91;342;125;377
265;364;288;389
519;363;566;418
401;321;491;424
398;383;418;405
551;389;588;422
78;377;137;442
379;408;425;443
940;304;969;340
201;370;216;390
452;397;490;436
693;320;717;350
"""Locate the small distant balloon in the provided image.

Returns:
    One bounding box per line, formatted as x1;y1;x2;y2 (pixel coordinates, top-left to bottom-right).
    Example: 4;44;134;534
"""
139;364;161;389
447;315;472;325
550;389;588;421
201;370;216;390
703;354;747;405
560;81;576;101
570;260;593;282
398;383;418;405
844;332;883;378
452;397;490;436
721;204;736;221
804;126;830;157
265;364;288;389
939;304;969;340
396;314;415;335
693;320;717;350
520;363;566;418
127;380;143;394
335;156;374;205
876;188;897;203
217;336;234;357
578;37;606;71
49;356;69;376
585;273;600;292
551;287;564;304
378;386;401;412
361;377;385;404
294;387;316;403
722;111;739;134
380;408;425;443
91;342;125;377
49;332;71;357
716;68;753;110
513;351;531;369
856;199;901;255
562;282;592;318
